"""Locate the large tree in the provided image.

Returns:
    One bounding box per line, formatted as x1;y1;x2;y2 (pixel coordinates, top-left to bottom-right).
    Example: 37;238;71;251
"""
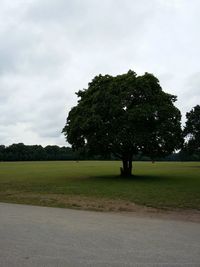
183;105;200;158
63;70;182;176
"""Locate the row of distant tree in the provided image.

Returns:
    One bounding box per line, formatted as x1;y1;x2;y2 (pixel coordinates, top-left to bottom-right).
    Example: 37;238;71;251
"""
0;143;116;161
0;144;78;161
0;142;199;161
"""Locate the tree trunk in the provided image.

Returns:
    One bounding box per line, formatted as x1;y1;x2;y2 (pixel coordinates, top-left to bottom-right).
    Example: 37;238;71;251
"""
120;158;133;177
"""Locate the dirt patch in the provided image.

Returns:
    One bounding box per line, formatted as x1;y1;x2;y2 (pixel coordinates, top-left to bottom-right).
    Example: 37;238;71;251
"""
1;191;200;223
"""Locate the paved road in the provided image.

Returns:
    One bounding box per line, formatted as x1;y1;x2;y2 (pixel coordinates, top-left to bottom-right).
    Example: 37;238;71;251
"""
0;203;200;267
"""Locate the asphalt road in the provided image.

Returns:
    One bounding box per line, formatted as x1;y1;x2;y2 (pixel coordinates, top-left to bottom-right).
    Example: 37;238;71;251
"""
0;203;200;267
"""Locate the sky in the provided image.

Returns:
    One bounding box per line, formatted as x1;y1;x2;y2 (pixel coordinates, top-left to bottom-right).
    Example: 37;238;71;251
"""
0;0;200;146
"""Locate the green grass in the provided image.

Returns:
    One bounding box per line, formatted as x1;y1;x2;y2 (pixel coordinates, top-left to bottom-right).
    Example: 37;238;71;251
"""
0;161;200;210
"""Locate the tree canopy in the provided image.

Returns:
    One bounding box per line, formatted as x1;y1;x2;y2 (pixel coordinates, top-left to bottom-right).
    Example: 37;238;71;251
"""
63;70;183;176
183;105;200;158
0;143;78;161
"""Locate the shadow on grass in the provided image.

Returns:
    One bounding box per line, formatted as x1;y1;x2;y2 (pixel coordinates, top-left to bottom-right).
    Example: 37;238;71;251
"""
188;166;200;168
87;174;170;183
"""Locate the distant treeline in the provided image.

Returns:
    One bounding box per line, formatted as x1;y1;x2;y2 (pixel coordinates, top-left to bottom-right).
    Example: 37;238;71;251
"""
0;143;111;161
0;143;199;161
0;143;78;161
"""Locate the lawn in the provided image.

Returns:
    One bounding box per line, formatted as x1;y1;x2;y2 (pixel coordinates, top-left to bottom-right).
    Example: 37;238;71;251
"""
0;161;199;210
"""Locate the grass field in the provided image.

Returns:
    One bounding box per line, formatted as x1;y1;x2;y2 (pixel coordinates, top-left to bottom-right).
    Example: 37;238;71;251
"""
0;161;200;211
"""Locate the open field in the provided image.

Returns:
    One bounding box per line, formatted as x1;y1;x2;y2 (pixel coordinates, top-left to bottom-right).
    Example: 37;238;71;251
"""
0;161;200;212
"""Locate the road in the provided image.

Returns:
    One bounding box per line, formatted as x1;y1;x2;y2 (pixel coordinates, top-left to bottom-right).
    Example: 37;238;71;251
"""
0;203;200;266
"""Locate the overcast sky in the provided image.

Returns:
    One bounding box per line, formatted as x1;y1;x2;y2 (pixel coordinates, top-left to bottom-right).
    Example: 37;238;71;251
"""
0;0;199;146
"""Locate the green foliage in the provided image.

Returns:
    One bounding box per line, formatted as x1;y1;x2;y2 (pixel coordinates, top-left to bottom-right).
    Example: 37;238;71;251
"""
0;143;78;161
183;105;200;158
63;70;183;175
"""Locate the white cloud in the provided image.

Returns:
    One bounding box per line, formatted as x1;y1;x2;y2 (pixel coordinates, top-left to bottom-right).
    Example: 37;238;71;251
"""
0;0;200;146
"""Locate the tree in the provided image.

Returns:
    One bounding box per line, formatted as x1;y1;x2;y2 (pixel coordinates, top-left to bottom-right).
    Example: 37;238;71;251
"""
183;105;200;159
62;70;183;176
0;144;78;161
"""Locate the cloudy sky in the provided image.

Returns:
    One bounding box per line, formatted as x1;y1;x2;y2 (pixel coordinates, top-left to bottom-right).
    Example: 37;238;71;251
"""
0;0;199;146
